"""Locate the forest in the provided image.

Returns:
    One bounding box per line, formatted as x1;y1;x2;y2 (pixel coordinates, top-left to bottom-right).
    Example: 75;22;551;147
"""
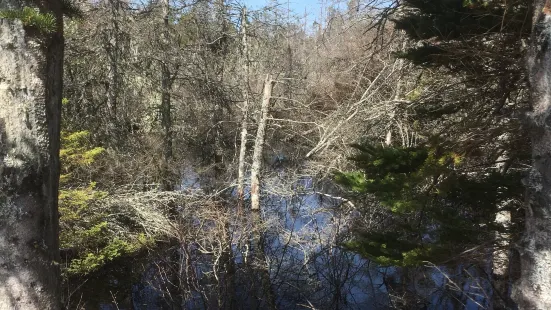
1;0;550;309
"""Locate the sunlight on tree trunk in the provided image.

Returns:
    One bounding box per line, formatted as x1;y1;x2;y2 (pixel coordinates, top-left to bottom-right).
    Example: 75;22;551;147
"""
513;0;551;308
0;1;64;308
250;75;274;211
237;7;250;208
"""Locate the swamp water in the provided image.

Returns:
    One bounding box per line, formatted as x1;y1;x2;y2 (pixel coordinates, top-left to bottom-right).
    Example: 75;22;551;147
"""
92;173;494;310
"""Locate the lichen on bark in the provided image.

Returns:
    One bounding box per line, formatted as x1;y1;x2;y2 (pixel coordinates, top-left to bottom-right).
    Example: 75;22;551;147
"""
513;1;551;308
0;1;63;308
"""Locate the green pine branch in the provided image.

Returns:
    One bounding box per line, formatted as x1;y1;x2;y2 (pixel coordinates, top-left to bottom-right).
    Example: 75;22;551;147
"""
0;6;56;33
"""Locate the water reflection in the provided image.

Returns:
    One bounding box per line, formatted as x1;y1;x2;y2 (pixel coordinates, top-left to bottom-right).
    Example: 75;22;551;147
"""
123;173;494;309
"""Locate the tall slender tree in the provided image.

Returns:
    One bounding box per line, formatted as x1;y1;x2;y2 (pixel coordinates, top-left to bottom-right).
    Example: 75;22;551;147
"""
160;0;174;190
237;7;250;207
105;0;121;123
250;75;275;211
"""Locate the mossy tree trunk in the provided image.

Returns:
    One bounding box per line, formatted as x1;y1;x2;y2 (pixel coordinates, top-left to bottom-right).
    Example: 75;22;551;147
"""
513;0;551;308
0;1;64;309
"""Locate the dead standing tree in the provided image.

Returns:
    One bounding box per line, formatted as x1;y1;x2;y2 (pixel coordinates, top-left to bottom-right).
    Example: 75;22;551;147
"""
250;74;275;212
237;6;250;208
160;0;175;191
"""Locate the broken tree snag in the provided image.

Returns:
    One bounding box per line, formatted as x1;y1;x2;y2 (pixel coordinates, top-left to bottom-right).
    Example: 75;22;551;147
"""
250;75;275;212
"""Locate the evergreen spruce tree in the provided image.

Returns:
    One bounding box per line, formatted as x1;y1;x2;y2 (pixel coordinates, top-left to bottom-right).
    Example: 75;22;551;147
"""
336;143;523;265
337;0;532;306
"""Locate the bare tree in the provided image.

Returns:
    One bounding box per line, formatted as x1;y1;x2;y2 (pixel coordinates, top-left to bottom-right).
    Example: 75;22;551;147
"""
160;0;175;190
250;75;275;211
237;7;251;206
105;0;122;122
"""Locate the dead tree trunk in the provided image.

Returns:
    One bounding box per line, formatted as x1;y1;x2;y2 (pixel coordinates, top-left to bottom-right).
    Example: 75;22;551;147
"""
512;1;551;308
212;0;228;177
105;0;120;123
237;7;250;207
0;2;64;308
160;0;174;191
250;75;274;211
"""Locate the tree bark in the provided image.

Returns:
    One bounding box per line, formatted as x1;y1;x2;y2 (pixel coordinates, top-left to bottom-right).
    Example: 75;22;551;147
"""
0;2;64;309
237;7;250;207
160;0;173;191
105;0;120;122
211;0;228;178
250;75;274;211
512;1;551;308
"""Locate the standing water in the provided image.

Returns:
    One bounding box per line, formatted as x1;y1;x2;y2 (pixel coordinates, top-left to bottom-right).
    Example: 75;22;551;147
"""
120;171;494;309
